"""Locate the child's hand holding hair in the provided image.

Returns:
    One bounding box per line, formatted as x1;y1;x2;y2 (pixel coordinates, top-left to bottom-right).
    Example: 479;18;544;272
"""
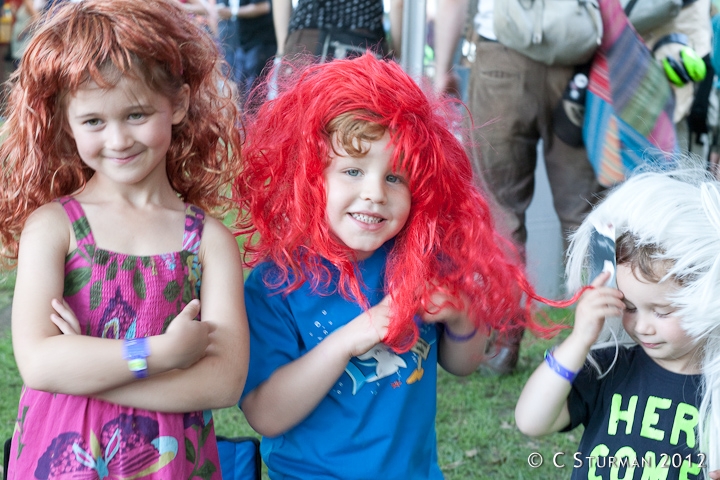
420;287;488;376
516;271;624;437
420;287;474;333
333;295;391;358
242;296;392;437
569;271;625;350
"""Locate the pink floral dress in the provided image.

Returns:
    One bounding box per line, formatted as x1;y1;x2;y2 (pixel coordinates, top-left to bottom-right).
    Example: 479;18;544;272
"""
8;196;221;480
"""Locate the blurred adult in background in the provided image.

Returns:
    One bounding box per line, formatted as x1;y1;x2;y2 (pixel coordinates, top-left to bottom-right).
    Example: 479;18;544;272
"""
272;0;402;61
10;0;43;69
434;0;605;375
174;0;219;36
217;0;275;108
641;0;712;159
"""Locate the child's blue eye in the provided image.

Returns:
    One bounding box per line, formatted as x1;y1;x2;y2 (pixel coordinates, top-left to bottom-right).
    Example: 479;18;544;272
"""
386;174;402;183
345;169;361;177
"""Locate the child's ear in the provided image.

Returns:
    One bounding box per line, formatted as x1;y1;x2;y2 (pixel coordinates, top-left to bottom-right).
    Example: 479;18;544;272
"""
172;84;190;125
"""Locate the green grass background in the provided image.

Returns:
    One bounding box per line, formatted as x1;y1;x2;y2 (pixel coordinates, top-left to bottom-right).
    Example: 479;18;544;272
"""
0;270;585;479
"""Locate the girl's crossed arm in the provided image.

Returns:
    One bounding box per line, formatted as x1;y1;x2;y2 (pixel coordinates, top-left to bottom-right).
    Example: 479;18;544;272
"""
93;217;249;411
515;272;624;437
12;204;207;396
241;296;391;438
13;206;248;411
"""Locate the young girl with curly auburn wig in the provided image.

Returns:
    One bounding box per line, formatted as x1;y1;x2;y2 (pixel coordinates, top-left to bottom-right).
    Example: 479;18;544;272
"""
234;53;572;479
517;168;720;479
0;0;242;264
2;1;248;478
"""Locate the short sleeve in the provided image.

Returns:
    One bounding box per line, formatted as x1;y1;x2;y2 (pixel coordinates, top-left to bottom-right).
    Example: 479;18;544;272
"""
240;263;304;403
564;347;620;431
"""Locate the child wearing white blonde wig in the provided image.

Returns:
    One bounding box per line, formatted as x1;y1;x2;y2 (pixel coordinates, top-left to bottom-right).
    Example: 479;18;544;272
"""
516;168;720;479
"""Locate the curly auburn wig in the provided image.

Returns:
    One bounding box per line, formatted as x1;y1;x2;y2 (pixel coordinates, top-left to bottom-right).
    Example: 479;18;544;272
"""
235;53;561;351
0;0;243;265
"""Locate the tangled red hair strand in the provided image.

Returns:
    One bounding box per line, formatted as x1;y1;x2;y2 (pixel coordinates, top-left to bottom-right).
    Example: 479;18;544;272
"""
0;0;243;266
235;54;574;352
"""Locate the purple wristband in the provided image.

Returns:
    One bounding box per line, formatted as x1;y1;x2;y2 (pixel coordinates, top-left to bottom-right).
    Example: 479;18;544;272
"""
544;348;578;383
443;324;478;342
123;338;150;379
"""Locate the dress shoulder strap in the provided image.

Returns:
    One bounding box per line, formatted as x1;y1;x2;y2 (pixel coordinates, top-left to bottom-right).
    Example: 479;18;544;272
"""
56;196;96;247
182;204;205;255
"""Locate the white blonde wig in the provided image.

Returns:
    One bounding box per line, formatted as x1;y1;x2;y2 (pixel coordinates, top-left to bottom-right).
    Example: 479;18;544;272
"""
565;167;720;470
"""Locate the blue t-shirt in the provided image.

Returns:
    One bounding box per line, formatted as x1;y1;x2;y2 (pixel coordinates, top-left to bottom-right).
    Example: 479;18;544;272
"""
242;243;444;480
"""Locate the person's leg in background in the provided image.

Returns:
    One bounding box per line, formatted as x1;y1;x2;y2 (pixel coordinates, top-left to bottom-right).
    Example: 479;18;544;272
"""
217;13;239;81
466;40;541;375
235;42;276;112
467;41;604;374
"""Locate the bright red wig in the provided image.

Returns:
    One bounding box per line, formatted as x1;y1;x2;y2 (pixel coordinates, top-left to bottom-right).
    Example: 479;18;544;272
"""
0;0;243;265
235;54;558;351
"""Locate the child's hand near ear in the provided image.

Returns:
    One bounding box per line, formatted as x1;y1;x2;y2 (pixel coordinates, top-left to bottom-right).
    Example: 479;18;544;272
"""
569;272;625;350
516;271;624;437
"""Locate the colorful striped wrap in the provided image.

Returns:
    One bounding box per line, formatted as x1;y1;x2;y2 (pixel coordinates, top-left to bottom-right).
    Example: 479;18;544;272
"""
583;0;678;187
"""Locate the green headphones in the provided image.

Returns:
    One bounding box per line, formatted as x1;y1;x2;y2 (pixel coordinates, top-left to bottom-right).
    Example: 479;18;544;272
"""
652;33;707;86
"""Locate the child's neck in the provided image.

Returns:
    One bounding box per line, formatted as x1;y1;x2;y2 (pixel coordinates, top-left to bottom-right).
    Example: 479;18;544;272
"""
641;346;702;375
71;184;188;257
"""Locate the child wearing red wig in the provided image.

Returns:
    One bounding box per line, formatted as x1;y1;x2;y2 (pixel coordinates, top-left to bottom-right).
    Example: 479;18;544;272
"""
235;53;555;479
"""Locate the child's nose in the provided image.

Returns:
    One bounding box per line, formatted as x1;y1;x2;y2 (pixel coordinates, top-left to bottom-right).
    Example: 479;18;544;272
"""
633;312;655;335
105;123;133;150
361;178;387;204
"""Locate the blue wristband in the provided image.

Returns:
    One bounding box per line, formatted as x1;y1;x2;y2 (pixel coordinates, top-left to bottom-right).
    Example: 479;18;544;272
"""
443;324;478;342
544;348;578;383
123;338;150;379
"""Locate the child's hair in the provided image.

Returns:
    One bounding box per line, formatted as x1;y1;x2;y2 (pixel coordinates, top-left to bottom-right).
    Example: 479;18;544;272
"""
0;0;243;264
565;167;720;469
615;232;677;284
234;53;557;351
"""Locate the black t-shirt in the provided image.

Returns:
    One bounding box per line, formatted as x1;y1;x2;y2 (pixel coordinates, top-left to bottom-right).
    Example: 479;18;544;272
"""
288;0;385;41
566;345;705;479
238;0;276;49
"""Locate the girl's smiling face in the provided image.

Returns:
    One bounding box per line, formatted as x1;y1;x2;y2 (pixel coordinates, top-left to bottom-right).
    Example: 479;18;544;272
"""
64;75;188;188
323;132;411;260
617;264;702;374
